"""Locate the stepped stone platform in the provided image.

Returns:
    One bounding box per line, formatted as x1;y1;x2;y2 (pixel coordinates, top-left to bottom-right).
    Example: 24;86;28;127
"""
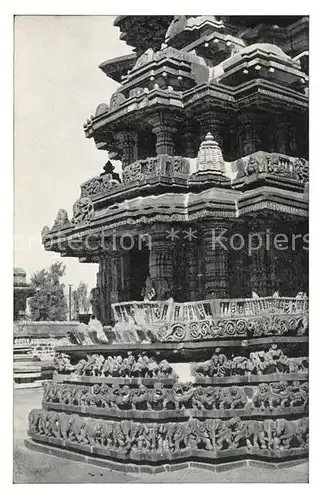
26;297;308;472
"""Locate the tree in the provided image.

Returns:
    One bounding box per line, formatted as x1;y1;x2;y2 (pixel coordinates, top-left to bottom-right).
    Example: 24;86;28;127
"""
72;281;90;318
29;261;68;321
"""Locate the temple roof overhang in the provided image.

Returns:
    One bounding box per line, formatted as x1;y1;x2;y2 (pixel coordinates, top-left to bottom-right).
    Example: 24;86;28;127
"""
42;181;308;257
84;79;307;144
99;53;137;83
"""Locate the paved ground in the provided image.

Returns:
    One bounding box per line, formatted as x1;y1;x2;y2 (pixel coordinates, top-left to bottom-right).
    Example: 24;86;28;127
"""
13;387;309;483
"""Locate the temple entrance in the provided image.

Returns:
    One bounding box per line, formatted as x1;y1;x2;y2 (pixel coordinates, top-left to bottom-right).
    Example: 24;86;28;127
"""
129;243;150;300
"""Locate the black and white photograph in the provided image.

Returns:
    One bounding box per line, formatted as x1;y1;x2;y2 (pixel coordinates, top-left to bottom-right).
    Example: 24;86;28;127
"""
6;8;312;486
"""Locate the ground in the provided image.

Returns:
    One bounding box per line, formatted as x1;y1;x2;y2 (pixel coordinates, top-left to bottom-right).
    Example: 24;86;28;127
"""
13;387;308;483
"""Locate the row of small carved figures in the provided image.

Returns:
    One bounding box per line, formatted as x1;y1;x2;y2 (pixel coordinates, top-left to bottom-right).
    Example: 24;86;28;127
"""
43;380;308;413
28;410;309;453
194;346;308;378
53;353;176;378
53;346;308;379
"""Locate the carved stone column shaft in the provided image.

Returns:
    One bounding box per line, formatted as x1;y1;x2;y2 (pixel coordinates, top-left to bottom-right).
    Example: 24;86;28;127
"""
198;112;224;147
202;225;229;298
116;130;138;167
238;113;263;156
247;220;272;297
96;256;112;325
110;251;131;303
152;125;177;156
149;112;181;156
181;125;197;157
187;240;199;300
149;228;174;299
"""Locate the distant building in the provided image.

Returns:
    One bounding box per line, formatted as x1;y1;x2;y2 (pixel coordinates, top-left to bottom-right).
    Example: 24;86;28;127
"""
13;268;35;321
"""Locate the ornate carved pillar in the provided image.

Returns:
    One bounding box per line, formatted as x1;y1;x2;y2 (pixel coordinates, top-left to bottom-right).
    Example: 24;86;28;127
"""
149;226;174;299
198;111;225;148
110;252;121;303
238;112;263;156
181;123;197;157
228;221;250;298
96;256;112;325
268;221;308;296
149;112;180;156
186;239;199;300
115;130;138;167
275;118;287;155
119;251;131;301
202;223;230;298
247;220;272;297
109;250;131;303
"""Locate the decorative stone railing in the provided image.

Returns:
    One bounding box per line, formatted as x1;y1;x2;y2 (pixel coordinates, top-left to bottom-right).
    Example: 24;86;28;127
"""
112;300;171;323
234;151;309;184
112;297;308;323
122;155;190;184
112;296;308;342
80;173;120;197
80;155;190;199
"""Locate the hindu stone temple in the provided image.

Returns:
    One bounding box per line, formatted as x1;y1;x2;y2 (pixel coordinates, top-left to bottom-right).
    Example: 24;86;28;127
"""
27;15;309;472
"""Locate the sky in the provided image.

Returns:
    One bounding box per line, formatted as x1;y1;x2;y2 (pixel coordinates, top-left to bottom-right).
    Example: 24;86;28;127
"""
14;16;131;290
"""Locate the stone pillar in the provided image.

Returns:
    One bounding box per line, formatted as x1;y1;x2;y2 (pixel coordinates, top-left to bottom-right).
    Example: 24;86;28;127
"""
202;223;230;298
96;256;112;325
228;221;250;298
149;226;174;299
275;118;287;155
187;239;199;300
149;112;180;156
247;220;271;297
119;251;131;301
110;252;121;303
115;130;138;167
238;112;263;156
182;123;197;157
198;111;225;148
109;250;132;303
268;221;308;296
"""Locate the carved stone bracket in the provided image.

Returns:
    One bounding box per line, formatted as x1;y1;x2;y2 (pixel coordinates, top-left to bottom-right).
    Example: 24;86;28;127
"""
72;197;94;226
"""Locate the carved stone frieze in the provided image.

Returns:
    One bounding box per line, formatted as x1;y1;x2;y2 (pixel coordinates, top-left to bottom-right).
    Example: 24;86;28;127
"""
42;380;308;415
122;155;190;184
162;315;307;341
53;352;177;379
194;346;308;379
28;410;309;455
81;174;120;198
235;151;309;184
